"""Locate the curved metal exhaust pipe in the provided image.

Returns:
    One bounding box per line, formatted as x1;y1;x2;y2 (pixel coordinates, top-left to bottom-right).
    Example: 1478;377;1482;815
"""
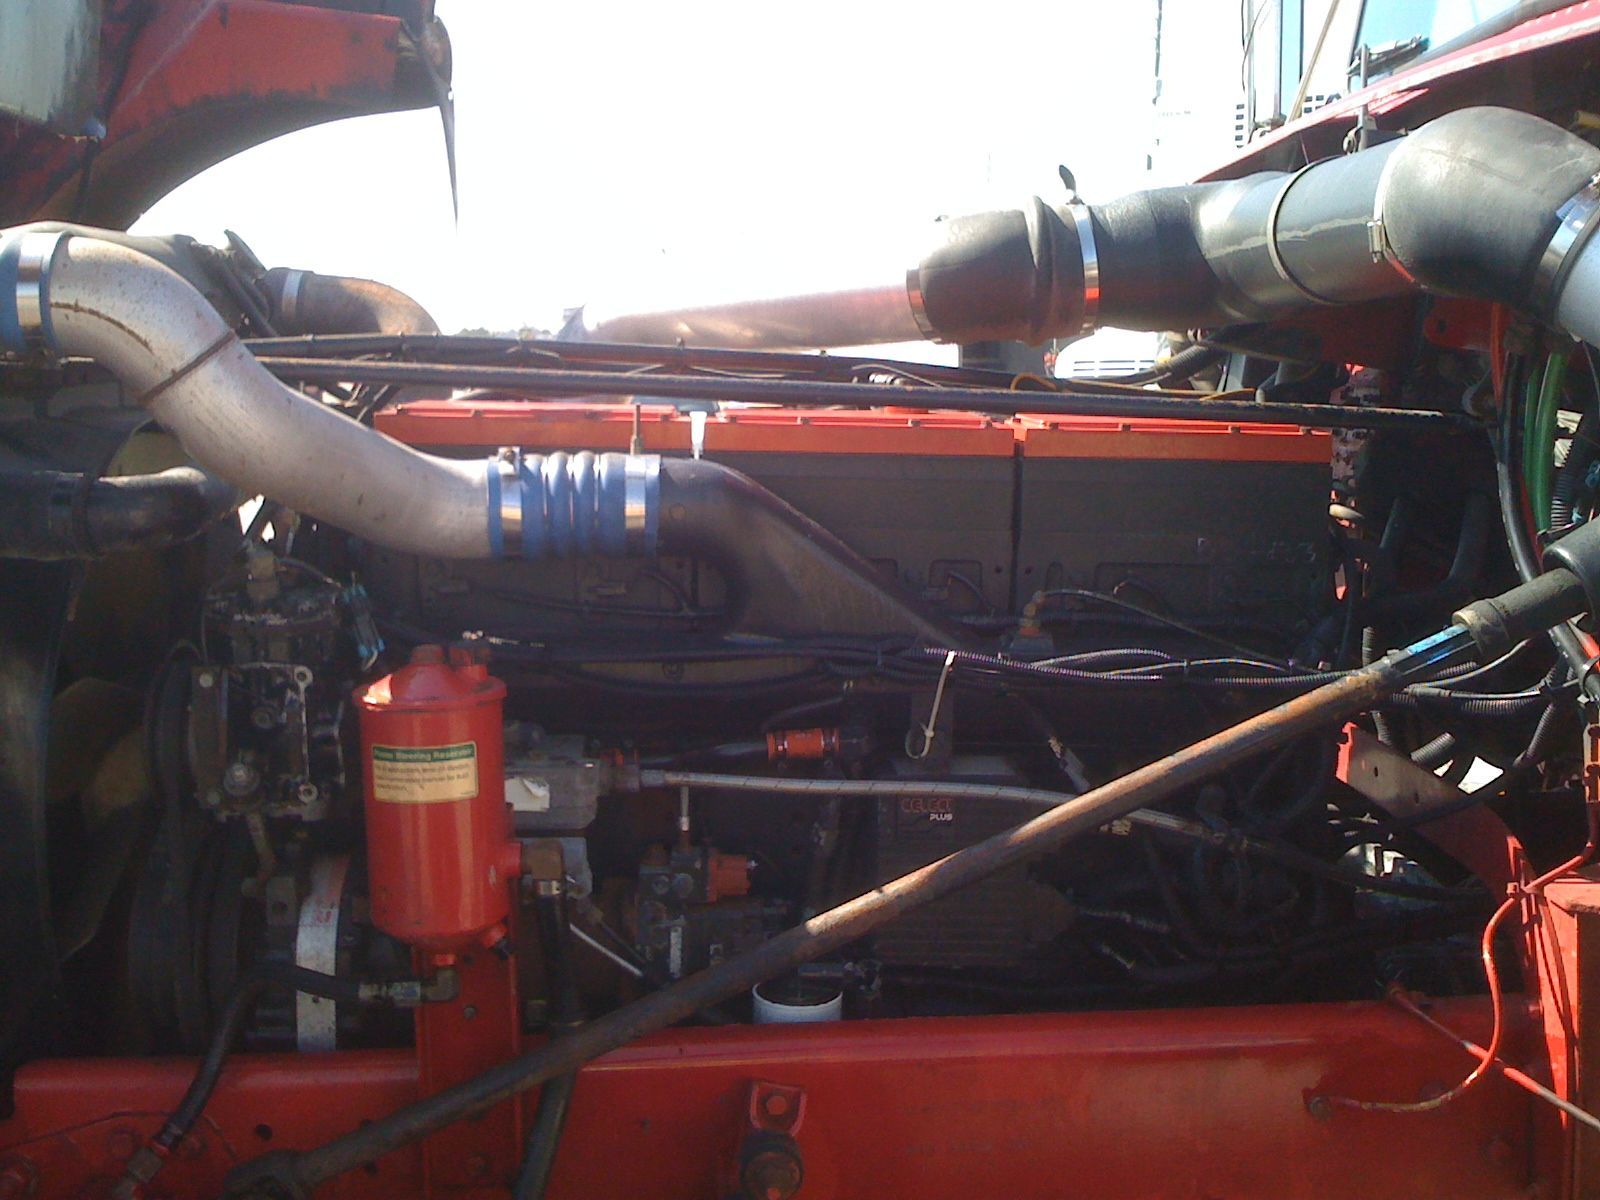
574;106;1600;352
0;232;502;559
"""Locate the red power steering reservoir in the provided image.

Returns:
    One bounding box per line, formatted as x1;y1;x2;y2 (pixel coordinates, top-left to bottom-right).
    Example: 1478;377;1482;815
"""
356;644;519;953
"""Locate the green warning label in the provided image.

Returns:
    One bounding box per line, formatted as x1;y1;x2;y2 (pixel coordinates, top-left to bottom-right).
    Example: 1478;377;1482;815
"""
371;742;478;804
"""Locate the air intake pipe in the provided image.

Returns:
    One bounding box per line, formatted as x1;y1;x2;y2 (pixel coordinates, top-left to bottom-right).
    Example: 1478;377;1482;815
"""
0;230;953;639
577;107;1600;350
257;266;440;336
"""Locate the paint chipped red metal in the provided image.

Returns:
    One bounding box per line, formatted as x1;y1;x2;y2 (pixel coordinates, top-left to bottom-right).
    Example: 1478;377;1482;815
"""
0;1000;1545;1199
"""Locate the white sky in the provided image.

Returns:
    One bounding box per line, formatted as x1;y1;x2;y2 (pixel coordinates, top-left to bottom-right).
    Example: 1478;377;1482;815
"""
134;1;1178;351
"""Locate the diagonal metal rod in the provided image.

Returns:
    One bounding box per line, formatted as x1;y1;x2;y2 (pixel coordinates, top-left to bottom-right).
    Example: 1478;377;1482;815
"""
251;354;1471;431
226;660;1410;1197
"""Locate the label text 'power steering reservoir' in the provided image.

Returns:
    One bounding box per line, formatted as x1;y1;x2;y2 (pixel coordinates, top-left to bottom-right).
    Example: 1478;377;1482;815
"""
371;742;479;804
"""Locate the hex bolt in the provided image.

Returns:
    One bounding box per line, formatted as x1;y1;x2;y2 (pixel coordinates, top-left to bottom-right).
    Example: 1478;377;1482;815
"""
738;1133;803;1200
223;761;261;797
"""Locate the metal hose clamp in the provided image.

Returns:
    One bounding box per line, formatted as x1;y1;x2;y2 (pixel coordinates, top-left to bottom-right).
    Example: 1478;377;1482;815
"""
277;269;307;327
495;447;524;554
1064;195;1100;337
0;230;65;353
904;266;938;341
1533;174;1600;316
622;454;656;556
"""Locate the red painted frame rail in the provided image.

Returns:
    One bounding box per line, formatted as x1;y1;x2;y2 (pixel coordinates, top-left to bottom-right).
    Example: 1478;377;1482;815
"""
0;999;1544;1199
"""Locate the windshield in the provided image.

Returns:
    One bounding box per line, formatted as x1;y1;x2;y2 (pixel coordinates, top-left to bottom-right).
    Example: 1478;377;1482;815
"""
1353;0;1518;71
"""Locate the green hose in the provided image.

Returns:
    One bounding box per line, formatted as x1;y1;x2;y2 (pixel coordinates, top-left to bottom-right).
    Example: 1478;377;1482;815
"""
1527;350;1570;531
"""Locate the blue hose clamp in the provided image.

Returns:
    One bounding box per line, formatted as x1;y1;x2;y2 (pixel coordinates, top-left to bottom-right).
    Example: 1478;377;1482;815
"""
486;450;659;559
0;230;65;354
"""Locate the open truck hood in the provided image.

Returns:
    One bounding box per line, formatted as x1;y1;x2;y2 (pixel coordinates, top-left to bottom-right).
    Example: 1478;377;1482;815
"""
0;0;450;230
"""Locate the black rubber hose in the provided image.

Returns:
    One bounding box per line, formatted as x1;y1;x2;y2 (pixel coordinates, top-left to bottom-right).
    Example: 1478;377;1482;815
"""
1113;343;1226;386
113;963;375;1199
1512;696;1567;775
1411;732;1458;770
513;886;586;1200
913;198;1084;343
656;457;960;643
259;268;440;336
1360;493;1495;625
1379;108;1600;313
909;108;1600;344
0;465;238;559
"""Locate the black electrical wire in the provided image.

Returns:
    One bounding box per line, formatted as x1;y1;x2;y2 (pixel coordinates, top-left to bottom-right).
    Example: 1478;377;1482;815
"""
1411;732;1459;770
382;616;1562;715
1028;587;1290;665
1102;343;1227;386
1124;810;1483;904
1091;905;1479;987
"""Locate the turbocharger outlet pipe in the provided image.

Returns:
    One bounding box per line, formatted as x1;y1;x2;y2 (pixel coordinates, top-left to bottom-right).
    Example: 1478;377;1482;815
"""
7;223;441;338
0;230;954;639
578;106;1600;349
258;266;440;336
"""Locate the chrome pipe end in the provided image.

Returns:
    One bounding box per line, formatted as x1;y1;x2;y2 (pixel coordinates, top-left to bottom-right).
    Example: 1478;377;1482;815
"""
0;230;67;354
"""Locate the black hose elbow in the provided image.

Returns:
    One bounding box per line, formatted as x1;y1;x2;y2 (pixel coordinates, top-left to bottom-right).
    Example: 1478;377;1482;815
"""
1376;107;1600;311
912;198;1085;344
656;458;960;642
261;267;440;336
0;465;239;560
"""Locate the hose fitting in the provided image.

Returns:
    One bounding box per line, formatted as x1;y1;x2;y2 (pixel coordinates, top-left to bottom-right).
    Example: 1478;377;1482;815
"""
486;450;658;558
0;230;62;352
